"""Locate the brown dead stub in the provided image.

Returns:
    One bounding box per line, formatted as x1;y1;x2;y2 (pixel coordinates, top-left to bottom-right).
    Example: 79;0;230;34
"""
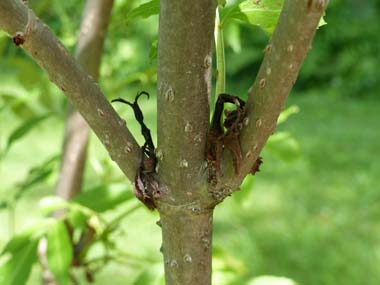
207;93;263;183
12;32;25;46
250;156;263;175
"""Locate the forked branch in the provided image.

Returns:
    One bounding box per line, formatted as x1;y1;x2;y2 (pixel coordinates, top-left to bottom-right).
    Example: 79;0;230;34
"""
215;0;329;196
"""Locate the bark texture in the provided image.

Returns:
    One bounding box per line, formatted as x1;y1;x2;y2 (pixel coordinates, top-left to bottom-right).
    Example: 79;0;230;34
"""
0;0;140;181
56;0;114;200
157;0;217;284
213;0;329;198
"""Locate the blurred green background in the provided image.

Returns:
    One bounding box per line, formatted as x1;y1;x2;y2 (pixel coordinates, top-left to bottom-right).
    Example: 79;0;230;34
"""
0;0;379;284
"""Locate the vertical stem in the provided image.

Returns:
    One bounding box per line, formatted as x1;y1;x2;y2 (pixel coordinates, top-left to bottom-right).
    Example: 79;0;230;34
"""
157;0;216;201
157;1;217;284
160;209;213;285
214;7;226;97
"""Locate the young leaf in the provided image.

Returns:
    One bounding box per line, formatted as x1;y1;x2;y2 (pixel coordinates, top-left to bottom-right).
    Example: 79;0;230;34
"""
222;0;326;34
0;239;38;285
1;231;33;255
277;105;299;125
73;185;133;212
39;196;70;215
5;113;52;153
230;0;283;34
46;220;73;285
12;155;59;204
126;0;159;24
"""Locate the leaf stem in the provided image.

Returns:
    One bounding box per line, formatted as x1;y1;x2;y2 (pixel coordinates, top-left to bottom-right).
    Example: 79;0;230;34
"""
215;7;226;99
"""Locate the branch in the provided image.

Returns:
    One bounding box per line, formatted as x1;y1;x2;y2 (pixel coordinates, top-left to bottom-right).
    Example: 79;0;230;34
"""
218;0;328;194
0;0;140;181
56;0;114;200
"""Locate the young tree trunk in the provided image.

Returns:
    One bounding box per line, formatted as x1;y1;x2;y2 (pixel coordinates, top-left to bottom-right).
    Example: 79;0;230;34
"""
160;210;213;284
156;0;217;284
0;0;327;284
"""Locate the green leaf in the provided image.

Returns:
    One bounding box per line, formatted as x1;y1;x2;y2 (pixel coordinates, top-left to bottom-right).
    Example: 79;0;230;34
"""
1;219;53;255
277;105;299;125
225;22;242;53
12;155;59;203
39;196;70;215
73;185;133;212
231;0;283;34
126;0;159;24
1;231;33;255
67;208;89;230
46;221;73;285
222;0;326;34
0;239;38;285
5;113;52;153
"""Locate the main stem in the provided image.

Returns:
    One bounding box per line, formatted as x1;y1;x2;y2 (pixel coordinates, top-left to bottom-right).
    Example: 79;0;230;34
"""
161;209;213;285
157;0;217;284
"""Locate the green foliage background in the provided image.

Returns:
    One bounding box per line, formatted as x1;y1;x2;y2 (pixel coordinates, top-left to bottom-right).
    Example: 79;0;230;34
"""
0;0;379;284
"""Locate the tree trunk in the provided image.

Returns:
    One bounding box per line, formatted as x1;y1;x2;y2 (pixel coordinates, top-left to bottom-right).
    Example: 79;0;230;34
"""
161;209;213;285
156;0;217;284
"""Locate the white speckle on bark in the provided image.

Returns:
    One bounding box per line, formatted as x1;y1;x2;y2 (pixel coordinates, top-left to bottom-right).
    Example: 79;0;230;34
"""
165;87;174;102
170;259;178;268
180;159;189;168
204;54;212;69
97;108;105;117
124;142;133;153
185;122;193;133
259;78;266;89
256;119;262;128
183;254;192;263
193;134;202;144
155;148;164;160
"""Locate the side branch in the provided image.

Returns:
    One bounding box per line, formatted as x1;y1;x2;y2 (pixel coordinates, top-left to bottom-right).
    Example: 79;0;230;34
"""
220;0;328;191
0;0;140;181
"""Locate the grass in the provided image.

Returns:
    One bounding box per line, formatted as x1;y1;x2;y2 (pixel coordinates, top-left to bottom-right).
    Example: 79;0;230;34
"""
1;94;379;285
